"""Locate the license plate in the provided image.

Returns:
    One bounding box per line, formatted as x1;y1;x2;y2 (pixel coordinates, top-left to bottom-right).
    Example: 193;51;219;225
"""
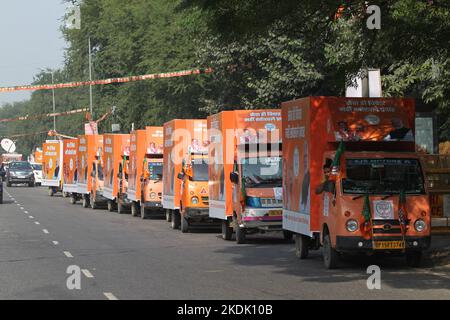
268;210;282;216
373;240;405;250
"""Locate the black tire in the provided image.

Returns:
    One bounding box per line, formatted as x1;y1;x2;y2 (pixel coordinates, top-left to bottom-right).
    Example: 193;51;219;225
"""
181;215;189;233
63;192;69;198
0;193;3;204
166;210;172;222
140;205;149;220
235;219;246;244
7;182;11;187
82;195;90;208
107;200;115;212
131;202;139;217
90;196;97;210
323;233;339;269
406;251;423;268
29;182;35;188
171;211;180;229
283;230;294;242
70;195;77;205
48;188;54;197
221;219;233;241
295;234;310;259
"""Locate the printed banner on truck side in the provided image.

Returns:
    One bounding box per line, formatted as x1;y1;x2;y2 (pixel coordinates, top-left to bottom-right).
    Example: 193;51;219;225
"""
63;139;78;193
42;141;62;187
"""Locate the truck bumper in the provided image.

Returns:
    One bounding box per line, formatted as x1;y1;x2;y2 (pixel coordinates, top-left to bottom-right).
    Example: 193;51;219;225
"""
241;208;283;231
335;236;431;252
184;207;209;219
144;201;163;209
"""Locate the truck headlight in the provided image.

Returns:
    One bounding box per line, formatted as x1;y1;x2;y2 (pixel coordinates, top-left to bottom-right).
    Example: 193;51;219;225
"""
346;219;358;232
191;196;199;205
150;192;157;199
414;219;426;232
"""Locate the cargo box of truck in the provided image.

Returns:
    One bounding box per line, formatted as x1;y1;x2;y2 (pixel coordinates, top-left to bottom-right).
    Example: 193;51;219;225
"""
42;140;63;195
282;97;430;268
208;110;283;243
62;139;79;195
103;134;130;210
127;129;148;216
163;119;210;230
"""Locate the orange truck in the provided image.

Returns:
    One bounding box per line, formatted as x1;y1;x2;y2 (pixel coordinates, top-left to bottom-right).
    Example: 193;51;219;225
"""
140;127;164;219
163;119;212;232
34;150;43;164
127;129;148;216
282;97;431;269
208;110;284;243
42;140;64;196
103;134;130;212
76;135;104;208
62;139;79;202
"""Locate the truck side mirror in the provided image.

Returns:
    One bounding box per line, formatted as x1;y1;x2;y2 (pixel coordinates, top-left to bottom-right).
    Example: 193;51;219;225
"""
177;172;185;180
230;172;239;184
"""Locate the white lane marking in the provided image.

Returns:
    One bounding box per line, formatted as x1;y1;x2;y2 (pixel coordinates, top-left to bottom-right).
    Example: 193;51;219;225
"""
43;229;49;234
35;221;40;225
24;211;29;214
64;251;74;258
29;216;34;219
20;207;24;210
104;292;118;300
82;269;94;278
52;241;59;245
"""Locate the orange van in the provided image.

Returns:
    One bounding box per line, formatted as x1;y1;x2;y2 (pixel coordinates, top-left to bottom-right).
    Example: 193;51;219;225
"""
282;97;430;268
42;140;63;196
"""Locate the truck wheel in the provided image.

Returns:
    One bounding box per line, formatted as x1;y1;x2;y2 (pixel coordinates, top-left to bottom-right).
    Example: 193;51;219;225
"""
107;200;115;212
90;197;98;210
283;230;294;242
181;216;189;233
141;205;149;220
235;220;246;244
221;219;233;241
406;251;423;268
166;210;172;222
29;182;35;188
6;182;11;187
171;211;180;230
131;202;139;217
0;192;3;204
295;234;310;259
70;194;77;205
82;195;90;208
63;192;69;198
323;233;339;269
48;188;55;197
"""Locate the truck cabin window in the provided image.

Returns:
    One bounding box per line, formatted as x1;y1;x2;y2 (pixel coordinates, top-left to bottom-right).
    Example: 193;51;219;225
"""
242;156;282;188
342;159;425;195
148;162;163;180
190;162;208;182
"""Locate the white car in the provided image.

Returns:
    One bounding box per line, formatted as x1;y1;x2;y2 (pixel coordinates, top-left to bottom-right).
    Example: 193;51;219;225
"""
31;163;43;186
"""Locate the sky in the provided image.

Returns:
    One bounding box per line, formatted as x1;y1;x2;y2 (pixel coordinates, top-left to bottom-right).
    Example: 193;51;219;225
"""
0;0;68;106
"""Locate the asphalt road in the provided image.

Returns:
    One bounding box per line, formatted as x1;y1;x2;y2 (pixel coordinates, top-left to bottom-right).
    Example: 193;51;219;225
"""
1;185;449;300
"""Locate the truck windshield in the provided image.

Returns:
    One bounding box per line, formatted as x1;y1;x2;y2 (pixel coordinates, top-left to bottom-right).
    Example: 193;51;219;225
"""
342;159;425;195
148;162;163;180
242;156;282;188
191;163;208;181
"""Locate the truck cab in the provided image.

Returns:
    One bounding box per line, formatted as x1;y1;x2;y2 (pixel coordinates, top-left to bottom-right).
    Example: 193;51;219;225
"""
140;154;164;218
230;144;285;243
177;152;210;233
317;150;430;268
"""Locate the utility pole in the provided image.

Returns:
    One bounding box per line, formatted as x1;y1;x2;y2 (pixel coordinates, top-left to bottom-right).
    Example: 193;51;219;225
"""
88;37;94;117
51;71;56;132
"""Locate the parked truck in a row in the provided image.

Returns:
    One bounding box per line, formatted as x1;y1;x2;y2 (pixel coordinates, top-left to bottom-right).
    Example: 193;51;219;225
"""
41;96;431;268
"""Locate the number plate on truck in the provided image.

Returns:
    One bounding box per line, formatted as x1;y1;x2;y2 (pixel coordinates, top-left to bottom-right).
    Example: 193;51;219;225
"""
373;240;405;250
268;210;282;216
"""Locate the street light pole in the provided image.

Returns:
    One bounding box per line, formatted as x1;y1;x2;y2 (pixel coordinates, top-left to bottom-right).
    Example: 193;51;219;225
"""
88;37;93;116
51;72;56;132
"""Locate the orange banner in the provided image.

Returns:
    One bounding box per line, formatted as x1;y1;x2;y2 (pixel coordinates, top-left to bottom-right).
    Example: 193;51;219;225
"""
0;68;213;93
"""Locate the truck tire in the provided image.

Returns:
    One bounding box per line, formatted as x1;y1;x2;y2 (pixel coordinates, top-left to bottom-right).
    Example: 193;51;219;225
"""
63;192;69;198
70;194;77;205
406;251;423;268
48;188;55;197
29;182;35;188
294;234;310;259
131;202;139;217
171;211;180;230
7;182;11;187
0;192;3;204
221;219;233;241
181;216;189;233
90;196;98;210
107;200;115;212
82;195;90;208
166;209;172;222
235;220;246;244
141;205;149;220
323;233;339;269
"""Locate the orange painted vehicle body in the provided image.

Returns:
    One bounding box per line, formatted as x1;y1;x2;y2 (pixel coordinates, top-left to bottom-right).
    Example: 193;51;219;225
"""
42;140;63;189
62;139;79;194
127;130;147;203
208;110;283;242
141;127;164;215
77;135;103;196
163;119;212;229
34;150;43;164
281;97;430;267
